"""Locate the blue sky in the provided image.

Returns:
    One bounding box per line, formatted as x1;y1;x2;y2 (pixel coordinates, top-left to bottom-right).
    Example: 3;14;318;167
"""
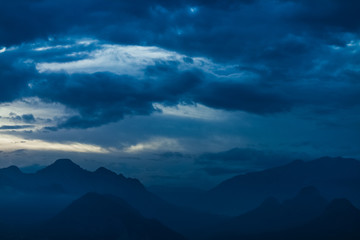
0;0;360;188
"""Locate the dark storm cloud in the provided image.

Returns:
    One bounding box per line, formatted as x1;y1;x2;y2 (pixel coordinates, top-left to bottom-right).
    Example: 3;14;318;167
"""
1;0;359;57
21;114;36;123
1;0;360;129
8;113;37;124
0;0;253;47
30;61;302;128
0;38;359;129
33;67;204;129
0;52;36;103
282;0;360;33
195;81;292;114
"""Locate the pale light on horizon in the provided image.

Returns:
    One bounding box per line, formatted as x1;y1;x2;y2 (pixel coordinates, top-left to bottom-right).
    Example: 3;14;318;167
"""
0;134;109;154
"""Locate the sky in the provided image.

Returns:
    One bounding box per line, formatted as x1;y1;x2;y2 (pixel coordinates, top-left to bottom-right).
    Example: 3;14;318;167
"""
0;0;360;188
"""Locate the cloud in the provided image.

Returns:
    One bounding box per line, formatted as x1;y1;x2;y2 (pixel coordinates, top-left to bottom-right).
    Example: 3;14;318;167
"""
195;81;292;114
36;44;191;76
0;0;360;187
0;134;109;153
5;112;37;124
0;53;35;103
1;0;360;130
31;69;202;129
0;37;359;130
124;137;183;153
21;114;36;123
13;40;293;127
153;103;230;120
0;125;34;130
0;0;255;47
282;0;360;33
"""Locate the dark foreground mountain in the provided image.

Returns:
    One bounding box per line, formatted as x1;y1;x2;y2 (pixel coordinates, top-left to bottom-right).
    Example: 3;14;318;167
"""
0;159;222;236
207;186;326;239
255;198;360;240
37;193;185;240
209;189;360;240
0;159;146;224
284;198;360;240
0;193;185;240
194;157;360;215
212;186;327;237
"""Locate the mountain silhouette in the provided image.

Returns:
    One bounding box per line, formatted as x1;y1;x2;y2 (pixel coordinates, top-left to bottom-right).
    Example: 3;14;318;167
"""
33;193;186;240
0;165;23;175
0;157;359;239
37;158;83;174
208;186;328;239
0;159;222;236
259;198;360;240
194;157;360;215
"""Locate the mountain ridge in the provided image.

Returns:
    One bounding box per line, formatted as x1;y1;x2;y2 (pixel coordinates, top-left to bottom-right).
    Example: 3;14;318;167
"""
192;156;360;215
0;159;223;237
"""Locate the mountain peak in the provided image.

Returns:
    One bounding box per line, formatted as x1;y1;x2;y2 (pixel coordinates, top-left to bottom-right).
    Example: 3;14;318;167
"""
51;159;81;169
38;159;82;174
54;158;77;165
325;198;359;215
0;165;22;175
288;187;327;208
46;193;185;240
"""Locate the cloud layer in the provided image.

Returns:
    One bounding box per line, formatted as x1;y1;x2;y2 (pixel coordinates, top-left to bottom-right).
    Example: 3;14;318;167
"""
0;0;360;187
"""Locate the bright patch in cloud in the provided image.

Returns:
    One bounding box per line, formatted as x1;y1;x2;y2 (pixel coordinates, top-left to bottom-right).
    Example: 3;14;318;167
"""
0;134;109;153
0;97;76;131
36;44;185;77
0;98;71;119
124;137;182;153
34;40;241;79
189;6;199;14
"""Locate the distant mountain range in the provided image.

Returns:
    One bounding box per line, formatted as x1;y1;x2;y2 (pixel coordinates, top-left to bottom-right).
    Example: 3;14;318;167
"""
189;156;360;215
0;159;222;237
212;186;328;236
209;187;360;240
0;158;145;195
0;157;359;239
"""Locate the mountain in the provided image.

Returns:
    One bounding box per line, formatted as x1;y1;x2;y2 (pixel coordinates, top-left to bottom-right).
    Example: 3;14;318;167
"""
33;193;186;240
0;159;145;195
0;159;223;236
209;197;360;240
208;186;328;239
148;185;206;208
0;159;146;225
194;157;360;215
0;193;186;240
258;198;360;240
208;188;360;240
34;159;146;195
